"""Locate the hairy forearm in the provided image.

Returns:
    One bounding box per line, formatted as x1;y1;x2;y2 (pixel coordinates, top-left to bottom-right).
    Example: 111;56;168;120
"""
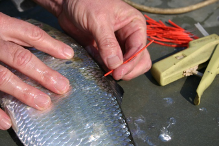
32;0;64;17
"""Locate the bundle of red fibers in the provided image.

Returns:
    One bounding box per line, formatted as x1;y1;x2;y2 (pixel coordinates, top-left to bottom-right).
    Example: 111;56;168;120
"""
145;14;199;47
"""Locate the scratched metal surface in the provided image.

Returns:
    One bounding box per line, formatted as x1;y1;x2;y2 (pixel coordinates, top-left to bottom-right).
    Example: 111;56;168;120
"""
0;0;219;146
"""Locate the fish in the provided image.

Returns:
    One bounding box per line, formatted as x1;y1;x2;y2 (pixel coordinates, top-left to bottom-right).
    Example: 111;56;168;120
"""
0;19;134;146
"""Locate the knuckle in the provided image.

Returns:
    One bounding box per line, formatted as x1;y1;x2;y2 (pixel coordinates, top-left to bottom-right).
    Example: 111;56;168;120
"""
129;12;146;30
19;88;32;104
133;18;146;31
39;70;55;85
131;9;145;21
13;48;32;68
39;71;49;83
0;67;12;86
99;37;118;50
13;85;33;106
28;25;44;41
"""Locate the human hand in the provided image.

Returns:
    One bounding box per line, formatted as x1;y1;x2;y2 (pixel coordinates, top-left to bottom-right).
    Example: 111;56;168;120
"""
35;0;151;80
58;0;151;80
0;13;73;130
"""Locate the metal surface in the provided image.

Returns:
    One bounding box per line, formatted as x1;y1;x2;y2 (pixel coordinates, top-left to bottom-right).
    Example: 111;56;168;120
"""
0;0;219;145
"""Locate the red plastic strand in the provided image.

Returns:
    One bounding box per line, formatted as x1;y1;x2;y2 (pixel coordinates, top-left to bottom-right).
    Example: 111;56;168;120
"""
104;40;154;77
145;14;199;48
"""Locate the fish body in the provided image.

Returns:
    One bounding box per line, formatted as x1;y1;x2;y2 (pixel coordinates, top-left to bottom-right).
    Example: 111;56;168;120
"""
0;20;134;146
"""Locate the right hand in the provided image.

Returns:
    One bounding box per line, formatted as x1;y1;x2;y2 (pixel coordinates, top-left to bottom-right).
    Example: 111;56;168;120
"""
57;0;151;81
0;13;74;130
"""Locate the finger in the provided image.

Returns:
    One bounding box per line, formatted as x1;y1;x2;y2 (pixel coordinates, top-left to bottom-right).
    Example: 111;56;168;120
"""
92;23;123;70
85;45;109;71
0;12;73;59
114;49;151;80
0;109;11;130
0;65;51;110
113;16;148;80
116;16;147;60
58;14;108;70
0;40;69;94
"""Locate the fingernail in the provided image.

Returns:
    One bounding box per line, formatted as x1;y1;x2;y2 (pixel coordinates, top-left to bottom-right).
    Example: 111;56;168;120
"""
34;94;51;110
64;46;73;58
54;77;69;94
107;55;122;69
0;117;11;130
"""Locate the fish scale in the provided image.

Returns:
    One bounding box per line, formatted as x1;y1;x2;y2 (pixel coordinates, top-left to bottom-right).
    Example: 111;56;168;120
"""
0;19;134;146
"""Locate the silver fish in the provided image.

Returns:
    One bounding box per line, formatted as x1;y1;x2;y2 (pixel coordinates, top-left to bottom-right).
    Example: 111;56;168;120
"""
0;20;134;146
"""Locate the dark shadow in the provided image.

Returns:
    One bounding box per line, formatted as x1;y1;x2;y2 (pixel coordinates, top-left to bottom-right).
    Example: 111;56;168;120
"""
145;46;186;85
180;67;206;104
144;71;160;86
146;45;205;105
7;128;24;146
180;76;201;104
0;96;23;145
152;46;186;64
146;67;202;105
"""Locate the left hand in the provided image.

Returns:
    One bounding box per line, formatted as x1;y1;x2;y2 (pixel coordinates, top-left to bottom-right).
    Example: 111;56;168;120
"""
0;13;73;130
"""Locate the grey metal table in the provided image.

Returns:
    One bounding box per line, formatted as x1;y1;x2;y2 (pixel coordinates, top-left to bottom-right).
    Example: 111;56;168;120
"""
0;0;218;145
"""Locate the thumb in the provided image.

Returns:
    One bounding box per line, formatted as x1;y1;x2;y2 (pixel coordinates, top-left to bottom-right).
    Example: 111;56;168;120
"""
93;25;123;70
